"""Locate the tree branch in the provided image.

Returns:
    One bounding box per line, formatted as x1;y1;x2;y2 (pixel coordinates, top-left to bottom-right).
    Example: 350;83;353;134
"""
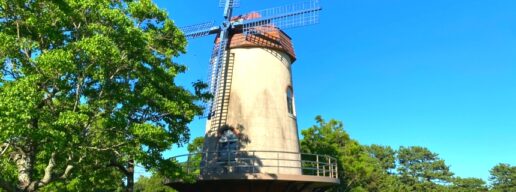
73;76;83;112
3;59;21;80
40;152;56;184
110;161;129;176
73;22;81;30
60;165;74;179
16;20;20;39
37;153;75;188
0;143;9;156
346;176;358;190
108;63;128;81
83;142;126;153
42;88;58;112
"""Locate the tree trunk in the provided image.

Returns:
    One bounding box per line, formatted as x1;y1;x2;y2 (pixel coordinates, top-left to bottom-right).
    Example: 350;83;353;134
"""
13;148;35;191
126;159;134;192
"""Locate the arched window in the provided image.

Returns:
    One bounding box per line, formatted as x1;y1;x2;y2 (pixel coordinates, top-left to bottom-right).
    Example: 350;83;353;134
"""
218;128;239;163
287;87;295;115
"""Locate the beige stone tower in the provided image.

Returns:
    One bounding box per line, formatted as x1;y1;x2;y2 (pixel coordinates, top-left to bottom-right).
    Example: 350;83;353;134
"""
203;29;302;174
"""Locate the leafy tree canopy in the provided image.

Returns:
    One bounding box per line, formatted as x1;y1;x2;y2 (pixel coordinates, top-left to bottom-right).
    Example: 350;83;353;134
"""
397;146;454;188
301;116;392;192
489;163;516;192
0;0;207;191
135;174;176;192
299;116;491;192
187;137;205;154
366;144;396;173
452;177;488;192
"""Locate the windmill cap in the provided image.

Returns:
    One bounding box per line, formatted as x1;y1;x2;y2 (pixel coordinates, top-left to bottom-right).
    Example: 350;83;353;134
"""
215;13;296;62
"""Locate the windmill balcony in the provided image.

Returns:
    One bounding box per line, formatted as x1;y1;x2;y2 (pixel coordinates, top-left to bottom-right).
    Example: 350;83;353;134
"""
170;150;339;182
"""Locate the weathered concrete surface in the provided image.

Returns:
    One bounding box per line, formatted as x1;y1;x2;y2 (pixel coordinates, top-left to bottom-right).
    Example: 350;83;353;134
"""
205;46;301;174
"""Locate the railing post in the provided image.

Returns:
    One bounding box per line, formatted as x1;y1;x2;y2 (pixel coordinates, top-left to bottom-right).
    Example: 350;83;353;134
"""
322;156;326;177
334;159;338;178
277;152;280;174
316;155;320;176
298;153;302;174
204;152;209;175
252;151;255;173
328;156;332;178
187;154;191;174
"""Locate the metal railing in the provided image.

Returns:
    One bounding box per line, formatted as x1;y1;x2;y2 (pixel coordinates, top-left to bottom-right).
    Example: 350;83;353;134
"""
172;150;338;179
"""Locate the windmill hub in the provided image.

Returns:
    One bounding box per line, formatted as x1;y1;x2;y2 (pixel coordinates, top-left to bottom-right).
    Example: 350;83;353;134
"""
222;21;231;29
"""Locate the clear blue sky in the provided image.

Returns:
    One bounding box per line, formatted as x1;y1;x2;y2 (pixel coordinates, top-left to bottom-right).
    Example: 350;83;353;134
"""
152;0;516;181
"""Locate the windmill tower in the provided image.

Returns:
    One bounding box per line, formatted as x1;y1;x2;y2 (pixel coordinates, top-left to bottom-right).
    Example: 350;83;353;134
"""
168;1;339;191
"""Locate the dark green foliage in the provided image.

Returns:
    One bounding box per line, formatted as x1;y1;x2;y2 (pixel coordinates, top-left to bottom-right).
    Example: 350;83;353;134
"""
366;144;396;173
397;146;454;190
0;0;207;191
452;177;488;192
135;174;176;192
489;163;516;192
184;137;204;179
300;116;492;192
301;116;397;192
187;137;205;154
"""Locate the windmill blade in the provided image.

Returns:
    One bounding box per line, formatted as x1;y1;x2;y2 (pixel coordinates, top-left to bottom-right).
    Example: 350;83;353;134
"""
204;46;218;117
179;21;220;39
219;0;240;8
205;43;223;116
205;36;230;118
239;0;321;35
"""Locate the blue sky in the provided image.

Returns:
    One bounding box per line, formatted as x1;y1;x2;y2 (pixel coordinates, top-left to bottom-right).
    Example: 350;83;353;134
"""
152;0;516;181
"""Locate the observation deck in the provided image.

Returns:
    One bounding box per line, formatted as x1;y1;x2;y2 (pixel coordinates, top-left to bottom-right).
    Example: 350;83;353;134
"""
166;150;339;192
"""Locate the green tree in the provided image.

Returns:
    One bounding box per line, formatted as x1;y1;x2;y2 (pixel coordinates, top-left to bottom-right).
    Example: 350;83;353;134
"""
185;137;204;177
187;137;205;154
0;0;207;191
39;168;125;192
134;174;176;192
365;144;396;174
489;163;516;192
451;177;488;192
301;116;398;192
397;146;454;191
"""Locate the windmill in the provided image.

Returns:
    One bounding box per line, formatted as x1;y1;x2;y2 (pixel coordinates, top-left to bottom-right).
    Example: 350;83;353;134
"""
168;1;339;191
181;0;321;132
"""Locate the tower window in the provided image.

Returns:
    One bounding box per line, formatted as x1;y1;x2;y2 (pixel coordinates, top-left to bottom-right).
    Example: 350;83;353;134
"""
218;128;239;163
287;87;295;115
